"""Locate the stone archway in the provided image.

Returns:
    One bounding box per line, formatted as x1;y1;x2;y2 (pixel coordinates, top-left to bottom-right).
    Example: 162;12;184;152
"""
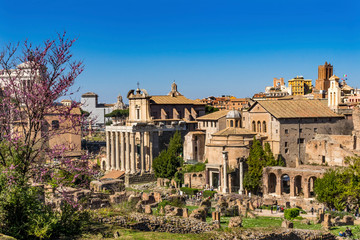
281;174;290;194
268;173;277;193
294;175;302;196
308;176;317;197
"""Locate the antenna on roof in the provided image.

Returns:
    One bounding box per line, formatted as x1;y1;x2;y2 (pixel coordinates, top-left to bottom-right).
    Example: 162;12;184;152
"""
137;82;140;89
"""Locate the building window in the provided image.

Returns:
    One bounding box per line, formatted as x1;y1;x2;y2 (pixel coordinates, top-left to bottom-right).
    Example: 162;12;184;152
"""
322;156;325;164
285;148;289;154
214;122;217;128
285;142;288;147
285;129;289;134
299;128;303;133
263;121;267;133
314;128;318;133
252;121;256;132
298;138;305;144
136;109;140;120
230;120;234;127
257;121;261;132
52;120;59;130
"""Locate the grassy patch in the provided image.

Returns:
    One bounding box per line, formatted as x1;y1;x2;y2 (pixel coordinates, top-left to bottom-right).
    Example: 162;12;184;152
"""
81;227;210;240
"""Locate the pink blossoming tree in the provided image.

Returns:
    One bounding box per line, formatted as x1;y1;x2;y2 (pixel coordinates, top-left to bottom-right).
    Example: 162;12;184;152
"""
0;33;96;239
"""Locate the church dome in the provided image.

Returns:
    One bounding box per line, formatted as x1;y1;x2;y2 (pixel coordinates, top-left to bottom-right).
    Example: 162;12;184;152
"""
226;110;241;119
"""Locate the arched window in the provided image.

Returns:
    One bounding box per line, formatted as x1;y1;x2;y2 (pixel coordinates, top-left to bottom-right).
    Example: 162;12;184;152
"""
52;120;59;130
252;121;256;132
257;121;261;132
235;120;238;127
263;121;267;133
230;120;234;127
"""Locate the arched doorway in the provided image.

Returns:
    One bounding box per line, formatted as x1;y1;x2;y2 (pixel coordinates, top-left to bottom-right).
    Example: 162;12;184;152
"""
281;174;290;194
268;173;277;193
308;176;317;197
294;175;302;196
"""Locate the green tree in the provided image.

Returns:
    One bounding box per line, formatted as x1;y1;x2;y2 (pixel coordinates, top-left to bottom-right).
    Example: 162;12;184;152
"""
205;105;219;114
244;139;283;194
314;155;360;210
153;131;183;179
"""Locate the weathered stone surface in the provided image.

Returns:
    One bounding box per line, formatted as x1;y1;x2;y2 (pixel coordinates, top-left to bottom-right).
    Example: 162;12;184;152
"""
164;205;183;216
281;220;293;229
343;215;354;225
144;205;152;214
212;211;220;222
189;207;207;222
128;194;141;204
98;212;214;234
322;214;332;229
228;216;242;228
182;208;189;218
200;199;211;209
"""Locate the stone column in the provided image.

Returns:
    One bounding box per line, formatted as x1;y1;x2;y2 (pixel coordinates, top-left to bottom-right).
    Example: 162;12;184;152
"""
111;132;115;170
125;132;130;173
120;132;125;171
276;175;282;196
115;132;119;170
196;138;200;161
238;158;244;195
131;132;136;174
290;177;295;197
303;178;309;198
149;132;153;172
140;132;145;174
106;131;111;170
222;151;228;194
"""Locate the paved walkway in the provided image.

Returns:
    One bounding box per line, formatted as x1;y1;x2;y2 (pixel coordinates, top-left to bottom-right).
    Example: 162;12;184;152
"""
253;209;317;219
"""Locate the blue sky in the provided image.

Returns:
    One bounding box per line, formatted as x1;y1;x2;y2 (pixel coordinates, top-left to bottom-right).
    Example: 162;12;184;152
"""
0;0;359;103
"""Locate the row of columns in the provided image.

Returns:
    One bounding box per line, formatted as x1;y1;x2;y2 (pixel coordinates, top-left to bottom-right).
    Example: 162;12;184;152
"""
106;131;153;174
265;174;316;199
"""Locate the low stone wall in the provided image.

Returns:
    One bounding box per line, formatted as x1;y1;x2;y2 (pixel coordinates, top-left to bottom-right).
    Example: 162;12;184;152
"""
125;173;156;187
210;229;336;240
99;212;214;234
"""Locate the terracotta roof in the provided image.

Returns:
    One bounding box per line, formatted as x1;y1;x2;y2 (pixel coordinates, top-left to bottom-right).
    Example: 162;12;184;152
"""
101;170;125;180
213;127;256;136
197;110;229;120
150;95;204;105
256;100;342;119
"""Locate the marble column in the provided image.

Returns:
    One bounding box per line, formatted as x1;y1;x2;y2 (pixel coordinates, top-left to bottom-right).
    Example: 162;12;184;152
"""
125;132;130;173
140;132;145;174
106;131;111;170
222;151;228;194
276;176;282;196
131;132;136;174
238;158;244;195
120;132;125;171
149;132;153;172
115;132;119;170
111;132;115;170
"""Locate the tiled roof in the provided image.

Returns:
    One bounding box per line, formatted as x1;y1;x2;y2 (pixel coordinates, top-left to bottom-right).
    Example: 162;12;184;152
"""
197;110;229;120
213;127;256;136
101;170;125;180
81;92;98;97
256;100;342;119
150;95;204;105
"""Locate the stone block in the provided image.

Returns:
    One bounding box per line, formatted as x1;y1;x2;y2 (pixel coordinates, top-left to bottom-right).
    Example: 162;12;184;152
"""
182;208;189;218
153;192;162;202
144;205;152;214
189;207;207;222
281;220;293;229
343;215;354;225
322;213;332;229
228;216;242;228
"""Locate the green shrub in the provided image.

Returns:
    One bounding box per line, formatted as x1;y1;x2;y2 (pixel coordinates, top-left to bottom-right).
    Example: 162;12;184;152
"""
180;187;199;196
183;163;206;173
284;208;300;220
203;190;216;198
